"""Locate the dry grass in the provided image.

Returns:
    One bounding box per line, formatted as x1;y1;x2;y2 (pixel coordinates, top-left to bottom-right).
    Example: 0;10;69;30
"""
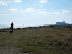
0;25;72;54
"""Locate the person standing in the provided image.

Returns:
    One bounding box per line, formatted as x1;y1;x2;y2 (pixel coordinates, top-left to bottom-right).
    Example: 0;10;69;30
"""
11;22;14;33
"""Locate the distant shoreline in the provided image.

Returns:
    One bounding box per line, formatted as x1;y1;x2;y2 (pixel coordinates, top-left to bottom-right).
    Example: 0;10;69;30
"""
0;24;72;29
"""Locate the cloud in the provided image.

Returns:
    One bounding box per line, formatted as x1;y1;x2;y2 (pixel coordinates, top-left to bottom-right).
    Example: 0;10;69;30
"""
9;8;18;12
20;8;60;15
0;0;22;6
34;9;47;15
47;12;60;15
0;1;7;6
8;7;71;16
61;9;70;14
40;0;48;4
24;8;36;13
13;0;22;3
47;9;71;15
33;9;71;15
22;8;47;15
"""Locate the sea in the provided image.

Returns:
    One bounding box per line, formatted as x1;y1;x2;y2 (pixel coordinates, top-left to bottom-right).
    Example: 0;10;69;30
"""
0;24;53;29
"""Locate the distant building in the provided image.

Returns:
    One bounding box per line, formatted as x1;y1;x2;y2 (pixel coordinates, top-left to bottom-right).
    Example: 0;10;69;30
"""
56;21;68;25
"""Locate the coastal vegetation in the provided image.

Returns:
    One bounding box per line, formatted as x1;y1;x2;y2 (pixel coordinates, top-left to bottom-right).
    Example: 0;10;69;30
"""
0;25;72;54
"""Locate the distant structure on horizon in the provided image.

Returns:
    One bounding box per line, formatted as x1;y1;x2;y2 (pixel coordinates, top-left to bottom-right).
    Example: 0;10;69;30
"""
56;21;68;25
